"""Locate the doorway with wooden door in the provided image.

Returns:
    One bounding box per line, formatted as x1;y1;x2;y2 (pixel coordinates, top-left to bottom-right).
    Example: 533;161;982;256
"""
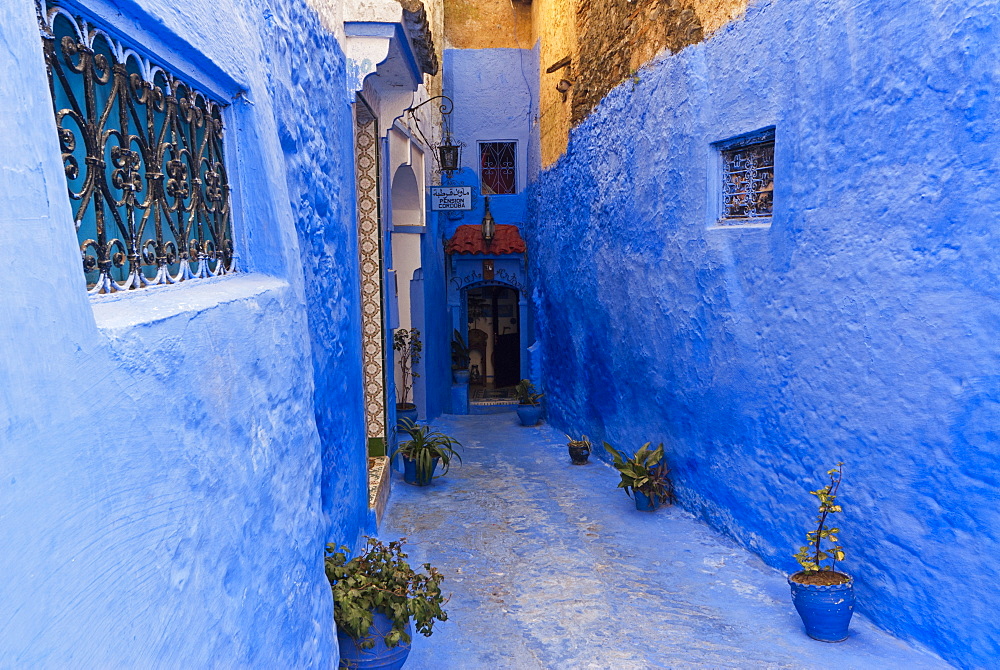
466;285;520;398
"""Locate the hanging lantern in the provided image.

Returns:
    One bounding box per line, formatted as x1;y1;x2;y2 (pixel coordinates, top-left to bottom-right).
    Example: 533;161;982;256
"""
438;136;462;175
481;196;495;244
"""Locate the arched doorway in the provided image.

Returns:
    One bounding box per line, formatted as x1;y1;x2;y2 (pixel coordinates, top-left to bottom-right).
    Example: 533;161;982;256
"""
465;285;520;391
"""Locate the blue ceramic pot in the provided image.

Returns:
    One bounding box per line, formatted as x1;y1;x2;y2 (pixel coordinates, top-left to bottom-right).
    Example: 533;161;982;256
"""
634;490;659;511
402;456;438;486
516;404;542;426
788;572;854;642
337;610;413;669
453;369;470;384
396;406;418;431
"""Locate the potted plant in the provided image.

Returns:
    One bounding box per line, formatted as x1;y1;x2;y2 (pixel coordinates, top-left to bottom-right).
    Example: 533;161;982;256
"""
566;434;591;465
326;537;447;669
788;462;853;642
451;329;470;384
514;379;543;426
603;441;676;511
393;419;463;486
393;328;422;426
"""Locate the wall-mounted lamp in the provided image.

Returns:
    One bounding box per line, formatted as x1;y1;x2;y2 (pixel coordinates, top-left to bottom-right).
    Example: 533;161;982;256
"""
482;196;495;244
403;95;464;178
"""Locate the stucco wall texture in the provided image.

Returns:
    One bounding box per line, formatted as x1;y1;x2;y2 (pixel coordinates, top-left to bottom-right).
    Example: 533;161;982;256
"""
530;1;1000;667
0;0;367;666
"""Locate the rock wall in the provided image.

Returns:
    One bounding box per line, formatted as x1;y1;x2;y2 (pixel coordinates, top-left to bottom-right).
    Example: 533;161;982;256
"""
0;0;368;665
263;0;370;551
530;0;1000;667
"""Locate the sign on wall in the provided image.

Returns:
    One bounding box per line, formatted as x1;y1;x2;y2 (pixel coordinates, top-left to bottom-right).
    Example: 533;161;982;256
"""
430;186;472;211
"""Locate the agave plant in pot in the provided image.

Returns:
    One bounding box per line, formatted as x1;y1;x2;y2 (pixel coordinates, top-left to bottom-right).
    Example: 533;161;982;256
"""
603;441;676;511
326;537;447;669
393;419;462;486
514;379;543;426
789;462;854;642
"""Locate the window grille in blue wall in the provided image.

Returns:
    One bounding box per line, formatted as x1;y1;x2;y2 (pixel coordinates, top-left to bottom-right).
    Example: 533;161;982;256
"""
718;128;774;222
38;1;236;295
480;142;516;195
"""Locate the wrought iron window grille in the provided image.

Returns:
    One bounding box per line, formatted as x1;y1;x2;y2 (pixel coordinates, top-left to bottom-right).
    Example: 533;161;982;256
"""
717;128;775;223
479;141;517;195
38;0;237;295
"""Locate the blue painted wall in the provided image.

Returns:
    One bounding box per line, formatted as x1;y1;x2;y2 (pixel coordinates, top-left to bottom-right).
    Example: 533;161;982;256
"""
0;0;366;665
428;47;539;411
530;1;1000;667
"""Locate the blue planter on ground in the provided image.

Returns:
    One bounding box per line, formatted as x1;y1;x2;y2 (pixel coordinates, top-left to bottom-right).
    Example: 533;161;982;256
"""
402;456;438;486
337;610;413;669
396;405;418;431
453;369;470;384
788;573;855;642
516;404;542;426
634;490;659;511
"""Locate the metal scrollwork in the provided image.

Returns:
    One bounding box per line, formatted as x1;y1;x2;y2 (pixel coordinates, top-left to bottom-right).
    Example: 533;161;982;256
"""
720;131;775;221
38;1;237;294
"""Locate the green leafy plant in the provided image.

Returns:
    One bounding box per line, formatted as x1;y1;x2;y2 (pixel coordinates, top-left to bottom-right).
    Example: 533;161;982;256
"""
393;328;422;408
514;379;543;406
793;463;847;578
451;329;470;370
325;537;447;649
393;419;463;482
603;441;676;506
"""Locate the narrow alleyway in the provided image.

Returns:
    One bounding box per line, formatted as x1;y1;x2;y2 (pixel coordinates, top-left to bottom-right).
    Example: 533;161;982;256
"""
381;414;948;669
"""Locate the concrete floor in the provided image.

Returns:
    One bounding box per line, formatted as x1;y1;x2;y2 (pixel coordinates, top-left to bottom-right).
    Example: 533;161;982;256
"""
380;414;950;669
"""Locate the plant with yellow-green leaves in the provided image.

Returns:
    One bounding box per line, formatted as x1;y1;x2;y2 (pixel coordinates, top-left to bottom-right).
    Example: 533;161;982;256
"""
793;463;846;578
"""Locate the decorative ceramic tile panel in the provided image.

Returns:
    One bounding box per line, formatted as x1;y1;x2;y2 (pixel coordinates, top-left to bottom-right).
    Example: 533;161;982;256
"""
354;102;386;440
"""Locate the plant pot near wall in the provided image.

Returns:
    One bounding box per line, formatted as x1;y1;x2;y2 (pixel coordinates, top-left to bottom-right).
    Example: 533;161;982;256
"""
634;490;661;511
568;443;590;464
453;369;470;384
337;610;413;670
402;456;439;486
396;404;417;428
788;572;855;642
516;404;542;426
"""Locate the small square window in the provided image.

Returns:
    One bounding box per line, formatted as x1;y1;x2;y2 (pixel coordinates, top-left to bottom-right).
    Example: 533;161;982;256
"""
479;142;516;195
716;128;774;224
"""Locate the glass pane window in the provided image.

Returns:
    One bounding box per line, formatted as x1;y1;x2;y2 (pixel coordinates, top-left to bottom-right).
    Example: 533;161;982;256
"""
719;129;774;221
38;2;236;294
480;142;516;195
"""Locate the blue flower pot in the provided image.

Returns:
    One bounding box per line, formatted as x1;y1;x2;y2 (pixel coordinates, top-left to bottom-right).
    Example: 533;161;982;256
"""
634;490;659;511
337;610;413;669
788;572;855;642
402;456;438;486
396;405;418;430
453;369;470;384
516;404;542;426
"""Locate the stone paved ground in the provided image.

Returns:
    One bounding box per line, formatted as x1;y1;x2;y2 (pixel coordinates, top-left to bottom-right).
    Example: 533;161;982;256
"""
380;414;950;669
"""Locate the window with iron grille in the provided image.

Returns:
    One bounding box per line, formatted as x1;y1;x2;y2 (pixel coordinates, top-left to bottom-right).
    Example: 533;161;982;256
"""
479;141;516;195
38;1;236;295
717;128;774;224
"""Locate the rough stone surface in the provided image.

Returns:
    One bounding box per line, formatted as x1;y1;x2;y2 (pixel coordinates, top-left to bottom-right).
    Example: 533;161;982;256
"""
573;0;705;124
381;415;948;669
263;0;371;550
528;1;1000;667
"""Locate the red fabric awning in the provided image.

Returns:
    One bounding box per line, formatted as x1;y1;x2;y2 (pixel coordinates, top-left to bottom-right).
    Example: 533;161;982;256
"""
445;224;526;255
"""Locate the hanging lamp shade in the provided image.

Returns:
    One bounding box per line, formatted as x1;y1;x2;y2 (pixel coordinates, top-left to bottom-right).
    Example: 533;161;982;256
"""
481;196;496;244
438;139;461;174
